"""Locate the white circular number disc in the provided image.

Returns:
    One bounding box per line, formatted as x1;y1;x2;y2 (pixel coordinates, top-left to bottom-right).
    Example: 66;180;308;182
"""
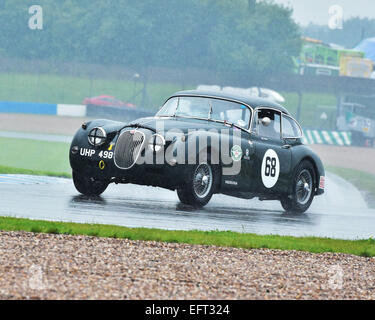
261;149;280;189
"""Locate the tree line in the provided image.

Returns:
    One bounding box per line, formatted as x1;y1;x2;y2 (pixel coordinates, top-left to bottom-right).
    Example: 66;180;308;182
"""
0;0;301;82
302;17;375;49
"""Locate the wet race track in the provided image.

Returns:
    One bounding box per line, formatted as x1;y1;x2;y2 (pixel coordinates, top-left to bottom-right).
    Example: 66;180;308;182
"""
0;173;374;240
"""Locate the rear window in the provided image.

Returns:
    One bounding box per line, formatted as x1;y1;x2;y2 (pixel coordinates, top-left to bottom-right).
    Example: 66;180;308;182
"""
282;115;302;138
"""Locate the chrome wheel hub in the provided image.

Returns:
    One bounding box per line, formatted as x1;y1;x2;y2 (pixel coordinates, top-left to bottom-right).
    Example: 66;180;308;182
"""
296;169;313;205
304;182;310;192
202;175;209;186
193;163;213;199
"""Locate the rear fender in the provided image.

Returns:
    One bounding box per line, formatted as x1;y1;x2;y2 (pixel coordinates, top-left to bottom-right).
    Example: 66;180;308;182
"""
291;145;325;195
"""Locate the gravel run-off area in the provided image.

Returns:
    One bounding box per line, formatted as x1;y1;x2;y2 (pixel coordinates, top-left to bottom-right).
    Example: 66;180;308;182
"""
0;231;374;300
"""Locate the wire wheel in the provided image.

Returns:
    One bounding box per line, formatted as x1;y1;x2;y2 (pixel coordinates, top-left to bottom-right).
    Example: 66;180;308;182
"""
193;163;213;199
296;169;313;206
177;161;220;208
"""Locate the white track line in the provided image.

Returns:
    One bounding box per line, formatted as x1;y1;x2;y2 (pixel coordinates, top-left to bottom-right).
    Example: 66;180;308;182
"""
0;175;70;185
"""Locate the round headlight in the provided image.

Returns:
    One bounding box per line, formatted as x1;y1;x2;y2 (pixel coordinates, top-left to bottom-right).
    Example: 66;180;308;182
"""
88;127;107;146
148;134;165;152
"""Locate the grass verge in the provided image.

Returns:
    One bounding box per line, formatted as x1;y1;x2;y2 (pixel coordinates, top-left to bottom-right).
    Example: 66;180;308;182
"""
0;137;71;173
0;216;374;257
0;165;71;178
327;166;375;208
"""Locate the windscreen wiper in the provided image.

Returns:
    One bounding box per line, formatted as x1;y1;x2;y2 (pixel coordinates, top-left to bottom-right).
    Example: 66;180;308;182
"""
118;123;156;133
223;120;247;133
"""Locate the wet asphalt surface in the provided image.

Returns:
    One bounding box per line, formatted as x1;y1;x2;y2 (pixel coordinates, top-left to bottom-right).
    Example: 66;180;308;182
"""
0;173;374;240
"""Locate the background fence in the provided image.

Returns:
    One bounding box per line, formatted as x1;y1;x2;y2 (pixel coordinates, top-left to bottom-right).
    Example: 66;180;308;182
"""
1;57;375;135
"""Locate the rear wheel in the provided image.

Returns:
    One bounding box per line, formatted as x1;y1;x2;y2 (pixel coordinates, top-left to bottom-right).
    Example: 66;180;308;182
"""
280;160;316;214
72;171;109;196
177;162;220;207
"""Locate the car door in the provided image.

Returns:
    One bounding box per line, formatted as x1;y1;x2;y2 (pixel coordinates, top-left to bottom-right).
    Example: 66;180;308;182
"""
249;107;292;195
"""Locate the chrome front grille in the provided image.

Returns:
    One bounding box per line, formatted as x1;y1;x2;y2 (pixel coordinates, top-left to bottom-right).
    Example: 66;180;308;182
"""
114;130;145;169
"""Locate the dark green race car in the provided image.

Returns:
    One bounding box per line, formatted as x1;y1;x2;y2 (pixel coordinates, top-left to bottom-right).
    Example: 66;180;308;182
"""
70;90;325;213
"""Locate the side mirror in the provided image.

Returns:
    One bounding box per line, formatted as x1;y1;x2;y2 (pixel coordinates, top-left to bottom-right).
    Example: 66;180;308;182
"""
260;117;271;127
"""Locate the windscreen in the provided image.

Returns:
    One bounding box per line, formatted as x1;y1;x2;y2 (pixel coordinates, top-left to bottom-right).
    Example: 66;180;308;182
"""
157;97;251;129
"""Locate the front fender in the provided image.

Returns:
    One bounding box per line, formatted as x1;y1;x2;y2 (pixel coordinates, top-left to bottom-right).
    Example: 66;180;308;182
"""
69;119;124;176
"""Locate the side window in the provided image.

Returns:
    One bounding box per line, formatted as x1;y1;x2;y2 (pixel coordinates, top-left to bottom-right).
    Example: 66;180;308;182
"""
282;115;302;138
255;109;281;140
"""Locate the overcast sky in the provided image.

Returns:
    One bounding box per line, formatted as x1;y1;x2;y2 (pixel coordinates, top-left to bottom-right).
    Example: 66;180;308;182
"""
273;0;375;26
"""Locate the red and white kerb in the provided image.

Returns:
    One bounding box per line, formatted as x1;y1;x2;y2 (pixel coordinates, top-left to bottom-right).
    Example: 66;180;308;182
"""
319;176;325;190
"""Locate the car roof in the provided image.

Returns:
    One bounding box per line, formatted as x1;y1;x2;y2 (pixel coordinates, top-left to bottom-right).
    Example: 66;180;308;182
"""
172;90;290;115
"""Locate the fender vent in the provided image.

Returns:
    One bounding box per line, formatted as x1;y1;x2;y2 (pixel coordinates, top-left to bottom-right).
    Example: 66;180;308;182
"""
114;130;145;169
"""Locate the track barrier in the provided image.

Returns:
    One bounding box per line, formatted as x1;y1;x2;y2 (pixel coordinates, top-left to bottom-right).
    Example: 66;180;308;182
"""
0;101;153;122
302;129;351;146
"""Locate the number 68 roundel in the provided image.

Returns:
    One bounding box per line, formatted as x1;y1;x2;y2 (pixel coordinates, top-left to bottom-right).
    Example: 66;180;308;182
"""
261;149;280;188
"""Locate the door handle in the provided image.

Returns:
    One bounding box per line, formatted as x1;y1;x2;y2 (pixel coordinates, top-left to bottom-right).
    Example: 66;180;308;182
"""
282;144;291;149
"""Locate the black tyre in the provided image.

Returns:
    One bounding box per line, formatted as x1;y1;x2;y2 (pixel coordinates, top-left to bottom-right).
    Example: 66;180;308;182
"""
280;160;316;214
72;171;109;196
177;162;220;207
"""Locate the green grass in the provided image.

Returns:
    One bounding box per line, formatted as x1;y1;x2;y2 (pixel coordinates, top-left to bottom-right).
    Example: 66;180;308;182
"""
0;73;190;111
0;72;338;128
0;137;71;174
282;92;337;129
0;216;374;257
0;165;71;178
327;166;375;208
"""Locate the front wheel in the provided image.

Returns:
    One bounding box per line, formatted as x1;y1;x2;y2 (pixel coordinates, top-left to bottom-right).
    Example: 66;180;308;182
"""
72;171;109;196
280;160;316;214
177;163;220;208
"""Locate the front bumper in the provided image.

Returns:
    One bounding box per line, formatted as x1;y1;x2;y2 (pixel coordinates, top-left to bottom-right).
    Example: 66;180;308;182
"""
69;127;188;190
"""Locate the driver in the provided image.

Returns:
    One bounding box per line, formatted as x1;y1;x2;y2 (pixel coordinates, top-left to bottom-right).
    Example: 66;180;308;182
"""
258;114;280;139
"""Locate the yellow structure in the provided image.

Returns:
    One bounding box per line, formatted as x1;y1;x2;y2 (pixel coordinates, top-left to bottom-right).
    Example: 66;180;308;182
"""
340;57;373;78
